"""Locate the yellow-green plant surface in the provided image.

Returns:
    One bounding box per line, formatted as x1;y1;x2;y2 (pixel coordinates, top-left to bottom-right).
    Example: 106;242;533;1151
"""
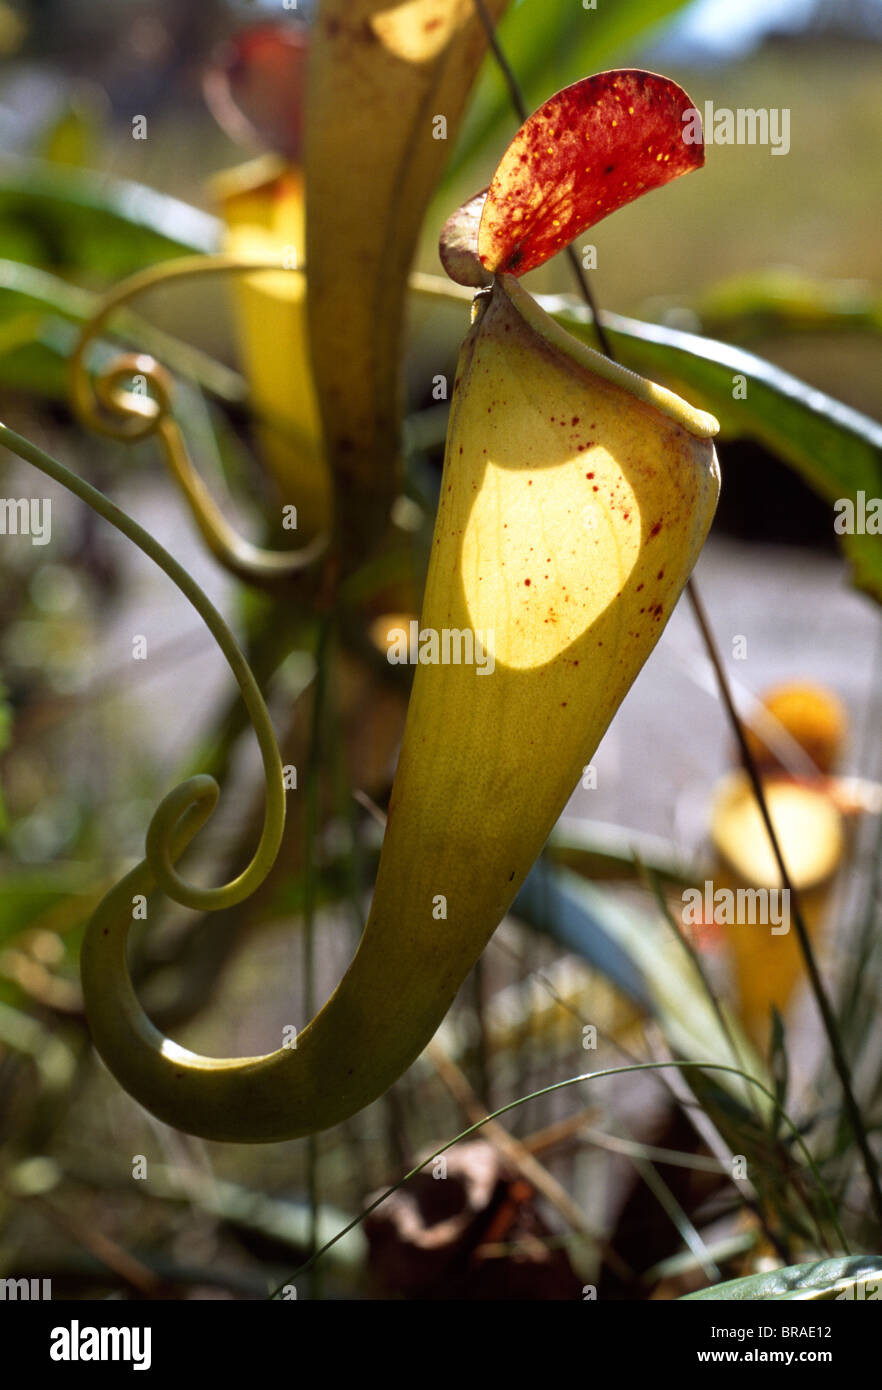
81;274;719;1141
214;156;331;540
304;0;509;524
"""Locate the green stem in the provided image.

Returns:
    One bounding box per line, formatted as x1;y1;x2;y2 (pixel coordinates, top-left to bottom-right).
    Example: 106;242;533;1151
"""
0;419;285;913
303;613;332;1297
68;253;328;588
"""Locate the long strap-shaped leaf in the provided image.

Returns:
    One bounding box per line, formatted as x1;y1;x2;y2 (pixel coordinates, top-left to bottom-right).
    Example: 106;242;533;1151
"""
552;295;882;603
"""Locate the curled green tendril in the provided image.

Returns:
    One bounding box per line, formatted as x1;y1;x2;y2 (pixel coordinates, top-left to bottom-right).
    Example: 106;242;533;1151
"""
69;254;328;589
0;419;285;912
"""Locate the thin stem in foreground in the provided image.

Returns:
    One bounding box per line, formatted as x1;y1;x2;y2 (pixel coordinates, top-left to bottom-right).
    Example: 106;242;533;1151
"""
686;583;882;1230
472;0;617;358
271;1057;847;1296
